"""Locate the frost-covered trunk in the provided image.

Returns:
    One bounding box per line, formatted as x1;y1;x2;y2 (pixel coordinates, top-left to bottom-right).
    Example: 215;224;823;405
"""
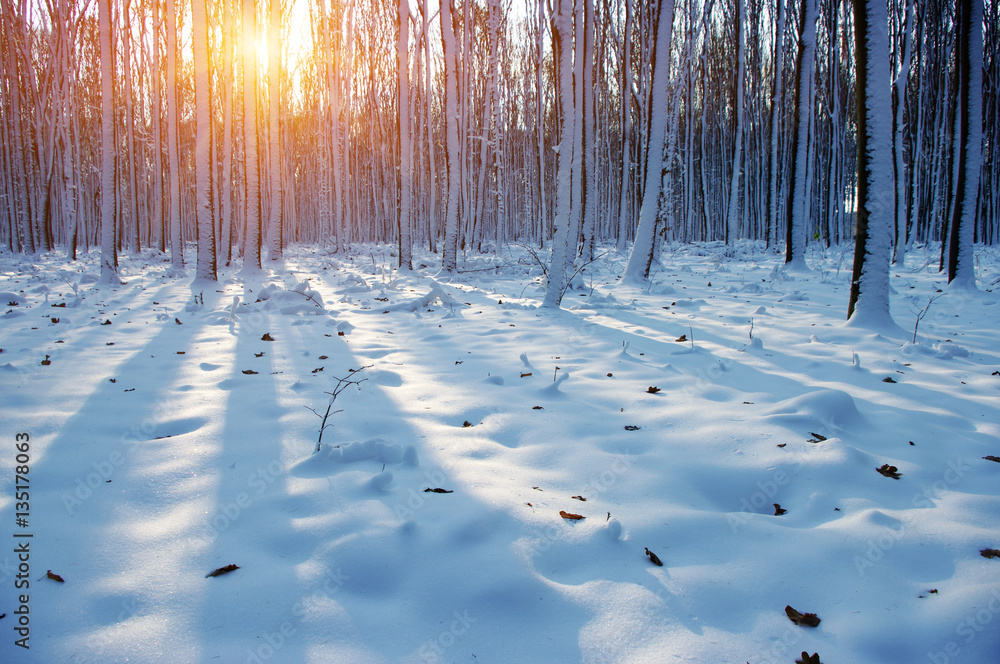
266;0;282;261
623;0;675;283
397;0;412;270
220;0;233;264
193;0;216;281
122;0;139;251
166;0;183;272
98;0;119;284
2;8;34;254
947;0;983;288
542;0;577;308
785;0;815;271
726;0;745;247
847;0;895;326
150;0;165;254
57;0;79;261
616;0;634;252
767;0;785;249
580;0;597;262
891;0;913;265
240;0;261;274
440;0;461;273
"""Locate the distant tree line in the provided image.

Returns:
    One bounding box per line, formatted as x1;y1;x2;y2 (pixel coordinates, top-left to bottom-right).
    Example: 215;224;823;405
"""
0;0;996;292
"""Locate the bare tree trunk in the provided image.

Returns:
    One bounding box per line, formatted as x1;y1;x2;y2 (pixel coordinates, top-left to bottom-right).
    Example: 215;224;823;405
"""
240;0;261;275
624;0;675;283
266;0;282;260
397;0;413;269
847;0;896;326
440;0;461;273
166;0;184;272
543;0;578;307
947;0;983;287
193;0;216;281
785;0;816;270
99;0;119;283
726;0;746;247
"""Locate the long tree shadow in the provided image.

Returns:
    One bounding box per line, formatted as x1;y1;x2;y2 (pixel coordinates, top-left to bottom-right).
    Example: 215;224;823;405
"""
0;278;235;663
194;271;594;663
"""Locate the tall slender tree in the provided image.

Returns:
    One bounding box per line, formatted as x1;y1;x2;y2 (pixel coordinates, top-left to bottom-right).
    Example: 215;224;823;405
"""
267;0;282;261
785;0;817;270
193;0;216;281
847;0;897;327
623;0;675;283
166;0;184;273
726;0;746;247
948;0;983;288
98;0;120;284
397;0;413;270
240;0;262;275
543;0;578;307
440;0;461;273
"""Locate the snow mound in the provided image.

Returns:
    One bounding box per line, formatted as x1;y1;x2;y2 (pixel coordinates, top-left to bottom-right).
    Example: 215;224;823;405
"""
764;389;866;434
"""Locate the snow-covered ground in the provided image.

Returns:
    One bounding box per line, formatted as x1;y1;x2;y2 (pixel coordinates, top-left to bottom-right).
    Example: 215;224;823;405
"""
1;241;998;664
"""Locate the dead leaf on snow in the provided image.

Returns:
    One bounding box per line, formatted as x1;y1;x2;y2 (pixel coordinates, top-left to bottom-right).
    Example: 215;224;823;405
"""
206;564;240;578
559;510;585;520
876;464;902;479
785;605;821;627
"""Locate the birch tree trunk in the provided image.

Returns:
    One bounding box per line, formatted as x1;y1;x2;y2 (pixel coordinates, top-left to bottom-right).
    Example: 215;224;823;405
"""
397;0;413;269
193;0;216;281
240;0;262;275
542;0;578;308
166;0;184;272
623;0;675;283
947;0;983;288
784;0;816;270
440;0;461;273
616;0;634;252
221;0;234;265
726;0;745;248
266;0;282;260
891;0;914;265
98;0;120;284
847;0;897;327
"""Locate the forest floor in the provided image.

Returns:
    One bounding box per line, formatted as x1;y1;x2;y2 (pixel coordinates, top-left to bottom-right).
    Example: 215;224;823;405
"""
1;241;999;664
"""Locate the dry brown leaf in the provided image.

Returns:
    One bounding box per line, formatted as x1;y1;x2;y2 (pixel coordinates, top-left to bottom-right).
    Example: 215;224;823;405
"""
206;564;240;578
785;605;821;627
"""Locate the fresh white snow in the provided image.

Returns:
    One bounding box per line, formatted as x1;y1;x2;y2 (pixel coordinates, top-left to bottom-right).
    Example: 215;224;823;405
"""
1;241;998;664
